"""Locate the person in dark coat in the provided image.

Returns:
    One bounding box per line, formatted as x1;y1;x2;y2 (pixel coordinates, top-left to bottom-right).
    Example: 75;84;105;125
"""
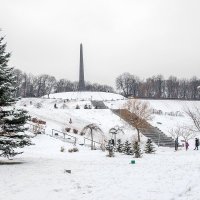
185;141;189;151
194;138;199;150
175;137;179;151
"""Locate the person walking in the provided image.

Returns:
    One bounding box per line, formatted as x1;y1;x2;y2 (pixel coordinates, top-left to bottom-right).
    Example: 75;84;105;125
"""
185;141;189;151
175;137;179;151
194;138;199;150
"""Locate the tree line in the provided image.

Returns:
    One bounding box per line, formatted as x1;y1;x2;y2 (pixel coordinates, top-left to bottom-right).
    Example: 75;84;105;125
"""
13;69;114;98
116;73;200;100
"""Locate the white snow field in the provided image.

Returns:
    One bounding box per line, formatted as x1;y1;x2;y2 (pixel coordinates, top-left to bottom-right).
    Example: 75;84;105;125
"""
1;135;200;200
44;91;126;101
1;92;200;200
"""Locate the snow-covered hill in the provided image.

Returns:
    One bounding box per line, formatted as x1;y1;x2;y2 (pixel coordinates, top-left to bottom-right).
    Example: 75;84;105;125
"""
44;91;126;101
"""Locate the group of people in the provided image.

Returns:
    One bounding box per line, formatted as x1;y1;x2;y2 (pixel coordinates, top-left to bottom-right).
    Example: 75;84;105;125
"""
175;137;199;151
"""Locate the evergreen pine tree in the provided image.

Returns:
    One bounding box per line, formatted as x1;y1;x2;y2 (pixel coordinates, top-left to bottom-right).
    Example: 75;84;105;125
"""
0;35;15;106
105;143;115;157
116;139;123;153
144;139;156;154
123;140;133;155
0;31;32;159
133;141;142;158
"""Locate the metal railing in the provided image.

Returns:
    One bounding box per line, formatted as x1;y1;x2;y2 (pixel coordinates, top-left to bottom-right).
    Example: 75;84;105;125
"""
51;129;77;145
83;137;102;149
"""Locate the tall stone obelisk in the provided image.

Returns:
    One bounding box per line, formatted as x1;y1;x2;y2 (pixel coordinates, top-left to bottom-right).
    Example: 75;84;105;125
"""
78;43;85;91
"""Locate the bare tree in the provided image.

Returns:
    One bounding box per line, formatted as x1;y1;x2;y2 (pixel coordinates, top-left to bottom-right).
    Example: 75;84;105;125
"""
180;127;196;150
185;106;200;133
125;99;152;142
169;125;196;150
109;125;124;145
45;75;56;98
81;123;103;150
116;73;139;97
168;126;183;140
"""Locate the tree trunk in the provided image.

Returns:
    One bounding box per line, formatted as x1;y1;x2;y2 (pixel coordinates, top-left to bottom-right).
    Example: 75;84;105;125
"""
91;129;93;150
137;128;140;142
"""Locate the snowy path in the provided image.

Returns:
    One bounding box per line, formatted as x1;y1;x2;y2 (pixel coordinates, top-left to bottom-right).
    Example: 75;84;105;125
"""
1;135;200;200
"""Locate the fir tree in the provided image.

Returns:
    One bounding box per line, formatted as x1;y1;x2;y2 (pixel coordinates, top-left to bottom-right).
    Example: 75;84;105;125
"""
0;31;32;159
123;140;133;155
0;34;15;106
116;139;123;153
105;143;115;157
133;141;142;158
144;139;156;154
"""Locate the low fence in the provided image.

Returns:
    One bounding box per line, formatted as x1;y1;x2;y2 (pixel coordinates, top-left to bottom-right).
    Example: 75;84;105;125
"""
83;137;103;149
51;129;77;145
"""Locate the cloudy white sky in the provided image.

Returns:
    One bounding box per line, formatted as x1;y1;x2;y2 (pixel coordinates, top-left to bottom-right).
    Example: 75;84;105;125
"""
1;0;200;87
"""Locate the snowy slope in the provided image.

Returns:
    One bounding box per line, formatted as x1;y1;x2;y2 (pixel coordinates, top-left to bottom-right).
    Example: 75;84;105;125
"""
106;99;200;139
17;97;200;146
44;91;126;101
17;98;137;143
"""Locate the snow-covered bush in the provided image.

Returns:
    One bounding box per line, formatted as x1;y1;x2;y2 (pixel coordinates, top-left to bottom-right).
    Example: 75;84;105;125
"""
133;141;142;158
75;104;80;109
106;143;115;157
65;128;71;132
123;140;133;155
61;103;68;109
116;139;123;153
80;132;85;136
68;147;79;153
73;129;78;134
60;146;65;152
35;102;42;109
144;139;156;154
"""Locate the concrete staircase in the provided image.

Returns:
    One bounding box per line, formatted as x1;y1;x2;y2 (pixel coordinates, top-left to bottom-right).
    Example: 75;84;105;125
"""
91;101;108;109
112;109;175;147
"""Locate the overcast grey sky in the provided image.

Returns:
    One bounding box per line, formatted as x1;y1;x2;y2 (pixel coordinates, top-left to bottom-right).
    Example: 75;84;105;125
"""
1;0;200;87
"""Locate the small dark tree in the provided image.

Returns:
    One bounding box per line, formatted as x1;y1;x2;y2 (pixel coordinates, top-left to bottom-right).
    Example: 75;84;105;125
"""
116;139;123;153
106;142;115;157
75;104;80;109
133;141;142;158
144;139;156;154
123;140;133;155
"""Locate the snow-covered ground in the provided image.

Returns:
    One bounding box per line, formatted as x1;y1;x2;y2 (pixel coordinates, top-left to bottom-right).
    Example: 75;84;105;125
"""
1;92;200;200
1;134;200;200
44;91;125;101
